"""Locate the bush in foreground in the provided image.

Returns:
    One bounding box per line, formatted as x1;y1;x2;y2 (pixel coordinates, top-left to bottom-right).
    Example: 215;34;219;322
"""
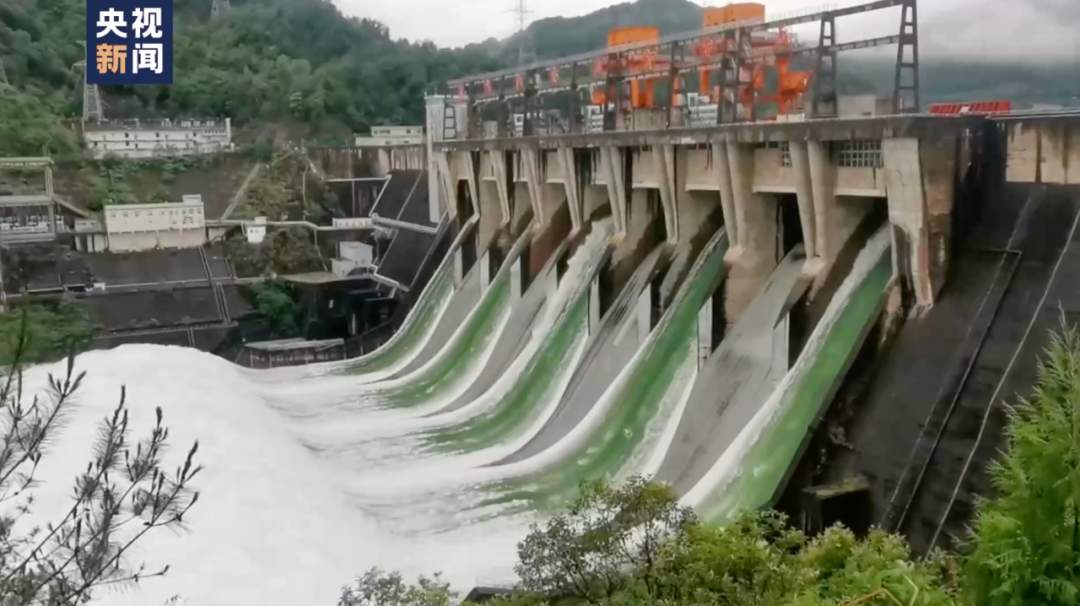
0;315;201;604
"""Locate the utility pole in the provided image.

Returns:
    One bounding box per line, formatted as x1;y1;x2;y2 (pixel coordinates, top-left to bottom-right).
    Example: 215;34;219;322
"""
211;0;231;20
0;240;7;314
513;0;534;67
79;61;105;123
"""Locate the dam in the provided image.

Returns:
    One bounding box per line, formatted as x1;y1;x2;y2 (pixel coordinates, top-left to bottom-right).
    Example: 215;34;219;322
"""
22;1;1080;603
414;0;1080;561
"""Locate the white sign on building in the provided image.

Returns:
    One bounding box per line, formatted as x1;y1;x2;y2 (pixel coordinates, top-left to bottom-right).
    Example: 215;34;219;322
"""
331;217;374;229
103;198;207;252
356;125;424;147
244;217;267;244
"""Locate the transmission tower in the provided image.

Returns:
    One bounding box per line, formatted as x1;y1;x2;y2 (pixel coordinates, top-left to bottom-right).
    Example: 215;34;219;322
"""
513;0;535;67
0;57;12;95
211;0;231;20
78;62;105;123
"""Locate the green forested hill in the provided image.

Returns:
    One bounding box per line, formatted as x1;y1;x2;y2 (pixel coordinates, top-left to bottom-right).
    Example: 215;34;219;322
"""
0;0;500;154
487;0;702;61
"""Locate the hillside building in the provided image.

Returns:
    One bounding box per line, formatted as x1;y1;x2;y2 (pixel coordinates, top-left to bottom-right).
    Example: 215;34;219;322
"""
101;197;207;252
83;118;233;160
355;125;425;176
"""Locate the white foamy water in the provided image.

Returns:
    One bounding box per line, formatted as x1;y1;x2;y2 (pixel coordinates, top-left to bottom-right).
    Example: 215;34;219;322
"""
19;347;531;606
15;221;623;606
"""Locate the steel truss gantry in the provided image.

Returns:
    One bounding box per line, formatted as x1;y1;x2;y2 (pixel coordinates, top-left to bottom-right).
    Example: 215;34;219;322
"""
446;0;920;133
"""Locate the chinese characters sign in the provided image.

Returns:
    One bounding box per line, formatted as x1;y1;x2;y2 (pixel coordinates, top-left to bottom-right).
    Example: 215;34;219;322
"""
86;0;173;85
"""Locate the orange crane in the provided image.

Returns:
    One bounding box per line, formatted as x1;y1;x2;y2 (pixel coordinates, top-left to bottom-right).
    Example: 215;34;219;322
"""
693;3;811;117
592;26;667;109
587;4;812;117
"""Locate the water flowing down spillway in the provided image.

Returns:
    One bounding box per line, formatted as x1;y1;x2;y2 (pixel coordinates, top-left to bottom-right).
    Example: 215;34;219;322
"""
685;228;894;521
22;221;895;605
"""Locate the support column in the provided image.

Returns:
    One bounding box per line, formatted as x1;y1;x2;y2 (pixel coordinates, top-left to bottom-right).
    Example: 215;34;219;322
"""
521;147;546;226
712;142;738;247
920;136;957;301
807;141;835;263
557;147;584;234
434;151;456;220
725;140;755;262
462;151;480;218
45;164;55;236
589;277;601;333
788;141;820;269
883;137;935;309
653;144;679;245
490;151;512;226
600;146;628;238
697;300;713;370
724;140;778;323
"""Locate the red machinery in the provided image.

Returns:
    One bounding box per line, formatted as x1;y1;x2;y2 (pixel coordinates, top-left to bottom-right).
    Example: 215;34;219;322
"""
927;100;1012;116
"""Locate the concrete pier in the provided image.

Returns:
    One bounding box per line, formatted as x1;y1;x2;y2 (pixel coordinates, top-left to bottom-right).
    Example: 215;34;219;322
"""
429;115;985;318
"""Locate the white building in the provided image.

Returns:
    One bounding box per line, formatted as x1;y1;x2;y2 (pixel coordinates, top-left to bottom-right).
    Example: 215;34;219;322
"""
331;241;375;277
84;118;233;160
355;125;424;147
355;125;425;176
103;198;207;252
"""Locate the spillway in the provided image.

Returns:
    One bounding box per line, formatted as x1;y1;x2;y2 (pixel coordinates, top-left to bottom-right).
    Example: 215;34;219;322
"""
25;215;908;606
686;228;893;521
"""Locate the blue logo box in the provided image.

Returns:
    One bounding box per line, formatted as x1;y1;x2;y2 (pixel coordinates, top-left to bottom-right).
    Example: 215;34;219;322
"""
86;0;173;85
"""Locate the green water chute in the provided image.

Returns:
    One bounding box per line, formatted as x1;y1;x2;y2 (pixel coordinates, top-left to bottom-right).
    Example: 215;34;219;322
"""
428;293;590;452
368;270;512;409
343;266;454;376
499;231;730;510
699;250;892;523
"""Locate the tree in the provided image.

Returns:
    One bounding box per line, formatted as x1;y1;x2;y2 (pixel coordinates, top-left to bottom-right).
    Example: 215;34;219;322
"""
508;477;959;606
0;301;100;365
515;476;696;603
251;280;302;337
0;94;76;157
0;313;202;604
964;320;1080;605
647;511;809;605
338;568;453;606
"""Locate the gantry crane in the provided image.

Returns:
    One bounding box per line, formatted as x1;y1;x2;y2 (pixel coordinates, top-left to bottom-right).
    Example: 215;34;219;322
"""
448;0;919;133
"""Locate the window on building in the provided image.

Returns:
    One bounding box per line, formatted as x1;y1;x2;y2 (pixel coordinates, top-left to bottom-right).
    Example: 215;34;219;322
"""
832;140;884;169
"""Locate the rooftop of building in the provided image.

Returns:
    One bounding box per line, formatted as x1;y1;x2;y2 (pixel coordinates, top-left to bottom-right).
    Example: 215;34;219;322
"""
244;337;345;352
83;118;230;132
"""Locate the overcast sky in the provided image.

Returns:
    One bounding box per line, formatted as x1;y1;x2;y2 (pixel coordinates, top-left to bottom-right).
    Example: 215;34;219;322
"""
335;0;1080;61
